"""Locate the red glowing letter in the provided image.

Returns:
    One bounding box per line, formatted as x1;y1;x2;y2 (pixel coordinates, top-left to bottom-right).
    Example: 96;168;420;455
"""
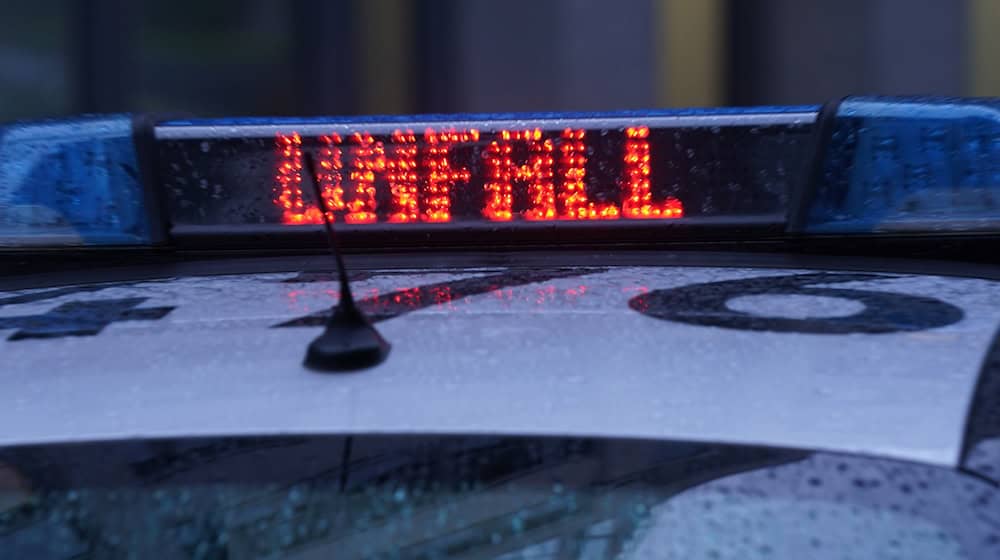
275;132;345;225
483;131;515;221
622;126;683;219
314;133;346;222
523;131;556;221
558;129;619;220
345;132;384;224
424;129;477;223
483;129;555;221
387;130;419;223
275;132;308;223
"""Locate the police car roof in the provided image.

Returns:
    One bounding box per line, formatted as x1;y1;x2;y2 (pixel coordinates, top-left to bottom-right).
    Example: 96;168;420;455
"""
2;251;998;470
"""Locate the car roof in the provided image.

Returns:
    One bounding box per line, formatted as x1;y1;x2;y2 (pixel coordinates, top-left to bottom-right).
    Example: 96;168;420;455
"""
2;257;999;468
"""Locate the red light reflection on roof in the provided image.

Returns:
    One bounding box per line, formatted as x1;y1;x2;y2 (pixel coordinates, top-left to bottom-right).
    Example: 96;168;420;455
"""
284;281;651;317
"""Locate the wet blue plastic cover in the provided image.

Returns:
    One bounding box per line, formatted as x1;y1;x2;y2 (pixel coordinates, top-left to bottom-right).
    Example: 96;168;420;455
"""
804;96;1000;233
0;115;150;246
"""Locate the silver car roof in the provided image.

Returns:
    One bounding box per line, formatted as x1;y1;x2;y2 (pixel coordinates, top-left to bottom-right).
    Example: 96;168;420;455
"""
2;263;998;468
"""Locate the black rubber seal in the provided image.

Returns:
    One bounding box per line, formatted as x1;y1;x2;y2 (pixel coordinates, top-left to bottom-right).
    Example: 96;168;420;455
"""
131;113;171;246
167;216;785;252
786;97;845;234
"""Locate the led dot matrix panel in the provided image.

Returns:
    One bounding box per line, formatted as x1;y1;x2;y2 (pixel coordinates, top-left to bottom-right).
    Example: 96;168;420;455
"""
157;110;815;230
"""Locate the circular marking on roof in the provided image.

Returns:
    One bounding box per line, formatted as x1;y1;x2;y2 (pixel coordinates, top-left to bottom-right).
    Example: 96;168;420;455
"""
726;294;866;320
630;273;964;334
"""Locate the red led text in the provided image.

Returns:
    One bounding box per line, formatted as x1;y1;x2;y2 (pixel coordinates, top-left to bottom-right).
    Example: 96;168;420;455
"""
274;127;682;224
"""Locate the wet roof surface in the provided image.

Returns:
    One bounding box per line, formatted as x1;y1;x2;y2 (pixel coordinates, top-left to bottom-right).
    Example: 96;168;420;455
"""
2;264;998;467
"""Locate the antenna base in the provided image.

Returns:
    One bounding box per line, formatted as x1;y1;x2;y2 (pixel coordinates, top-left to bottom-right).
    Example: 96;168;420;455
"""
304;305;391;372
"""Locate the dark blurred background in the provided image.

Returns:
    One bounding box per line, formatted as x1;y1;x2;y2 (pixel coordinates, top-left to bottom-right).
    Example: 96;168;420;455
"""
0;0;995;122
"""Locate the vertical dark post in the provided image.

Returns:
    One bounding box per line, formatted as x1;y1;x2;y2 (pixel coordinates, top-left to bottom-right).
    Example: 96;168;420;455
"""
414;0;457;113
72;0;135;113
434;0;654;113
290;0;357;115
726;0;762;106
866;0;964;96
727;0;965;105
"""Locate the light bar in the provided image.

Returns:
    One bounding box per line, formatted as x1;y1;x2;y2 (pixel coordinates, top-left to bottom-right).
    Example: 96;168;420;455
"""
155;107;817;232
4;97;1000;250
0;115;157;246
796;96;1000;233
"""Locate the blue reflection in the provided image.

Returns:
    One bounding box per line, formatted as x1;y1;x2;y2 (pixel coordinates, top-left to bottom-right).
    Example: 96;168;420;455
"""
157;104;820;128
0;115;150;246
805;96;1000;233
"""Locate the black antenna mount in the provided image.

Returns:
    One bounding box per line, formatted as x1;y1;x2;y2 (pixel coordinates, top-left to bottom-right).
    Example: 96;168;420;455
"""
300;151;390;372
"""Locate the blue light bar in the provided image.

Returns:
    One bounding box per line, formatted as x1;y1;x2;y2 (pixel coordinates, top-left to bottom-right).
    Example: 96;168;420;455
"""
0;115;154;246
4;97;999;249
155;107;817;231
799;96;1000;234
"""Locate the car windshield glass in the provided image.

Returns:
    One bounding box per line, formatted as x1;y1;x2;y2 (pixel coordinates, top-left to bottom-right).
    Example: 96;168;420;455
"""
1;435;997;559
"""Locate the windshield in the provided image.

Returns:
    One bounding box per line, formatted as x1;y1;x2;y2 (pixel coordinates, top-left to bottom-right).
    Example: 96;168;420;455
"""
1;435;997;559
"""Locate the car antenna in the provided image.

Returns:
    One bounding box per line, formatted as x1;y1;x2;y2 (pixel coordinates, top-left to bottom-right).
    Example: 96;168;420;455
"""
300;151;390;372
